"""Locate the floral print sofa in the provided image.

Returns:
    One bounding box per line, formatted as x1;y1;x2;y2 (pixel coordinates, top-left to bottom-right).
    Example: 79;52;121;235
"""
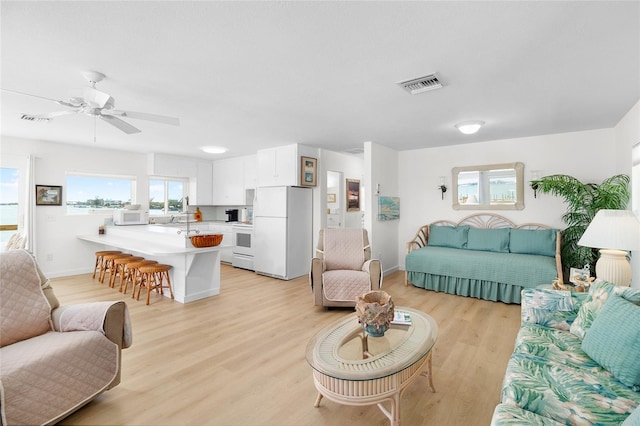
491;281;640;425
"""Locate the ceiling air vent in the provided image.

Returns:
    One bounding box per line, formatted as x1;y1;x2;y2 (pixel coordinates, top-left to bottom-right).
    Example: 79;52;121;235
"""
397;73;443;95
343;147;364;155
20;114;50;123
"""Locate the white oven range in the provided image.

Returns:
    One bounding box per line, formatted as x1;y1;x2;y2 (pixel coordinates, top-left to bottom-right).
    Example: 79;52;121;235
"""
232;223;254;271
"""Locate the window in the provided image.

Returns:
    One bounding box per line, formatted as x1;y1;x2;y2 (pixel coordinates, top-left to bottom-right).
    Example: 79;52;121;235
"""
66;174;135;214
149;178;187;215
0;168;19;244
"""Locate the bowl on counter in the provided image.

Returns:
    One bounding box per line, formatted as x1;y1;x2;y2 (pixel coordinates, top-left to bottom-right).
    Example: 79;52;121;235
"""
190;234;223;248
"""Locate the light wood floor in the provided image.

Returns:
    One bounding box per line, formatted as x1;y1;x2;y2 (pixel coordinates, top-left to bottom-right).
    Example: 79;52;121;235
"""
54;265;520;426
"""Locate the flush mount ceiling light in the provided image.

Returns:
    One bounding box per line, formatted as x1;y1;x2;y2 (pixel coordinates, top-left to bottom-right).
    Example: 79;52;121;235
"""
455;120;485;135
202;146;227;154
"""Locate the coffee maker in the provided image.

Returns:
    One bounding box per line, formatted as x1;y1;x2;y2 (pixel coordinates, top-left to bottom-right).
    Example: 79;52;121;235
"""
225;209;239;222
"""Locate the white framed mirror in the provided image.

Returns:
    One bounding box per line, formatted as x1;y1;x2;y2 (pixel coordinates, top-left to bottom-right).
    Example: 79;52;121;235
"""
452;162;524;210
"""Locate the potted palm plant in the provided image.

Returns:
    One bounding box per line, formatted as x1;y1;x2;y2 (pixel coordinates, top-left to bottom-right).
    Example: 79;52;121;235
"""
530;174;630;280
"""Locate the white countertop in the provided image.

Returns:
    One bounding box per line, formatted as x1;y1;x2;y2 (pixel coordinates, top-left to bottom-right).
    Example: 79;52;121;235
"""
78;234;229;255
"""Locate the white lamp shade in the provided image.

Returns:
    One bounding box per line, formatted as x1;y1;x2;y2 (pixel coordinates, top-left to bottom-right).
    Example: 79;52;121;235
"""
578;209;640;286
578;209;640;251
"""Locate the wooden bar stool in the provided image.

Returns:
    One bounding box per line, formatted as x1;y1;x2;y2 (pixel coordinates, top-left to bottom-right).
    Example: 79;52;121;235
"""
109;256;144;290
123;260;158;295
93;250;122;280
136;264;174;305
100;253;132;284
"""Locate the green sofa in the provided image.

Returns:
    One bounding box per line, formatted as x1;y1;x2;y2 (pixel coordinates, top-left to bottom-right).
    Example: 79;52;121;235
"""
491;281;640;425
405;214;563;304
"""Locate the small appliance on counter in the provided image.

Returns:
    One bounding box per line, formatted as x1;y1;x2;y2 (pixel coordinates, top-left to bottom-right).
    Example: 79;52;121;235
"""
225;209;239;222
113;209;149;225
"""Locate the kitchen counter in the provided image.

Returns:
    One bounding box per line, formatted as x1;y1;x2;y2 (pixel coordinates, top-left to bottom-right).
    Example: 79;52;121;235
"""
78;225;231;303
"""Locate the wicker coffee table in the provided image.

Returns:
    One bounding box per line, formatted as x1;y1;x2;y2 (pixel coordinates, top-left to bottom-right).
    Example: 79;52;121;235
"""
305;307;438;426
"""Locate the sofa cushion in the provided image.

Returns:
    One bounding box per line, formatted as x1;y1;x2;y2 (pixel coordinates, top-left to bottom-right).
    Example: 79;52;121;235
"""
570;280;640;339
582;294;640;390
509;229;557;257
501;354;640;425
427;225;469;249
0;250;52;347
491;403;565;426
467;228;510;253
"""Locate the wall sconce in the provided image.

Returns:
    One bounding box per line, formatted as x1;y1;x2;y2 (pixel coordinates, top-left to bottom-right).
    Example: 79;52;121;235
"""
530;170;540;198
438;177;447;200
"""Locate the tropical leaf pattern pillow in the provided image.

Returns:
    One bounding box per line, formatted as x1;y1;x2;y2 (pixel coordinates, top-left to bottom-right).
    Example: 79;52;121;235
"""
570;280;640;339
521;288;587;331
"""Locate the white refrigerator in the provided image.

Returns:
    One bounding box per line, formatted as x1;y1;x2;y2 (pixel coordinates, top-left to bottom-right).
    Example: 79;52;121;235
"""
253;186;313;280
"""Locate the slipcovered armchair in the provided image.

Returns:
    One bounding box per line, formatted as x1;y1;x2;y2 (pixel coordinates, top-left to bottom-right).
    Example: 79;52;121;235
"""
310;228;382;308
0;249;132;425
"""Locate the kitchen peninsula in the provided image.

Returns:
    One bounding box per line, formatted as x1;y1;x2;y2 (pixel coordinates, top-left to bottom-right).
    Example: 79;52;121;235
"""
78;224;233;303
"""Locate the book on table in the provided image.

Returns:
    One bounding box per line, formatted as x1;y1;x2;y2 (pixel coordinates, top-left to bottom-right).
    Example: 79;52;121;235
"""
391;311;412;325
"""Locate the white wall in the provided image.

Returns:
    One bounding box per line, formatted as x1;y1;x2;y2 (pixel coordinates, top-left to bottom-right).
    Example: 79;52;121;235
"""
614;99;640;287
365;142;399;275
1;136;191;277
397;128;619;270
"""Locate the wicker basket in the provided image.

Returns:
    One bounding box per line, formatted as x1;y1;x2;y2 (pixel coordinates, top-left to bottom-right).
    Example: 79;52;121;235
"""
190;234;223;248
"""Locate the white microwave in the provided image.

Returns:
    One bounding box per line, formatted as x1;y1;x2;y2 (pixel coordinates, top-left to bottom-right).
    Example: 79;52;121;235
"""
113;210;149;225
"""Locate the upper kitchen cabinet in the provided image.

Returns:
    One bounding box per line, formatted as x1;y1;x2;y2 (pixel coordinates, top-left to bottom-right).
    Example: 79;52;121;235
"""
191;160;213;205
257;144;317;187
212;155;256;205
244;155;257;189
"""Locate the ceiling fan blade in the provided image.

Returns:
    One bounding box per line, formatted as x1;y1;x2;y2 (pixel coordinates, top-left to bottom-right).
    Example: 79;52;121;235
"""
99;115;141;134
22;109;80;121
107;109;180;126
2;88;75;107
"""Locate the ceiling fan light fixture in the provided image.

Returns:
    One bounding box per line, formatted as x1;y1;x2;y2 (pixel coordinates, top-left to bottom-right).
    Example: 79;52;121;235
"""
202;146;227;154
455;120;485;135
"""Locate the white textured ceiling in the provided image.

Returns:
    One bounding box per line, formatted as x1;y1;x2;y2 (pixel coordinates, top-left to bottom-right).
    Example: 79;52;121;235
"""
1;1;639;159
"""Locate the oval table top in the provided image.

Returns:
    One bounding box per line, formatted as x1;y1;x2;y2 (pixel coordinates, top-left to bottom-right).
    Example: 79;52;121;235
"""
305;307;438;381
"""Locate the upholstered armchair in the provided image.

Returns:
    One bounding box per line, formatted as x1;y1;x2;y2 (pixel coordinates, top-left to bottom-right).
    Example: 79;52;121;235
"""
310;228;382;308
0;249;132;425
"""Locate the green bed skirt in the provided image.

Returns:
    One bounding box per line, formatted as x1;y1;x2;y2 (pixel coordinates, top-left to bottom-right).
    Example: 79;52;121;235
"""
408;271;524;304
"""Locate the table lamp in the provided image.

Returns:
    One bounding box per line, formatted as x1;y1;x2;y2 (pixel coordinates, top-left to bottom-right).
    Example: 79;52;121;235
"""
577;209;640;286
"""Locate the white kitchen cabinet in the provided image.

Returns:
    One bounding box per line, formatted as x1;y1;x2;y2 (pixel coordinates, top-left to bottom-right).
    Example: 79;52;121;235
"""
212;157;245;205
257;144;298;187
243;155;257;189
191;160;213;205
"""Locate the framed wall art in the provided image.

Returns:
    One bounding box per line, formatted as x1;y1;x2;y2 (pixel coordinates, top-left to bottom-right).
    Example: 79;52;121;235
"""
36;185;62;206
378;196;400;221
300;156;317;187
346;179;360;211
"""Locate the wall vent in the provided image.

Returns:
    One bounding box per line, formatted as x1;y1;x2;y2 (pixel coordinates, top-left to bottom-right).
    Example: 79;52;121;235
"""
343;147;364;155
397;73;443;95
20;114;50;123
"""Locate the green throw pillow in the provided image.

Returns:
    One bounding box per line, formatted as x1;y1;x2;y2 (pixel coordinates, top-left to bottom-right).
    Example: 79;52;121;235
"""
509;228;557;257
466;228;510;253
427;225;469;249
582;294;640;390
570;280;640;339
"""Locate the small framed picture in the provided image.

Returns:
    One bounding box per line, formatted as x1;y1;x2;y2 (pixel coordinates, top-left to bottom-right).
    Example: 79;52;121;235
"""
300;156;317;187
346;179;360;211
35;185;62;206
327;193;336;203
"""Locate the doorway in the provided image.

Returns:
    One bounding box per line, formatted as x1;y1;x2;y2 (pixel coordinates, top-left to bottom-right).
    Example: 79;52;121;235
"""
326;170;344;228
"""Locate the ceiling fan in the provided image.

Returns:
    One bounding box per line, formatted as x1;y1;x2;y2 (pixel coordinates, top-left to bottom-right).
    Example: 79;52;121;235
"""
2;71;180;134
